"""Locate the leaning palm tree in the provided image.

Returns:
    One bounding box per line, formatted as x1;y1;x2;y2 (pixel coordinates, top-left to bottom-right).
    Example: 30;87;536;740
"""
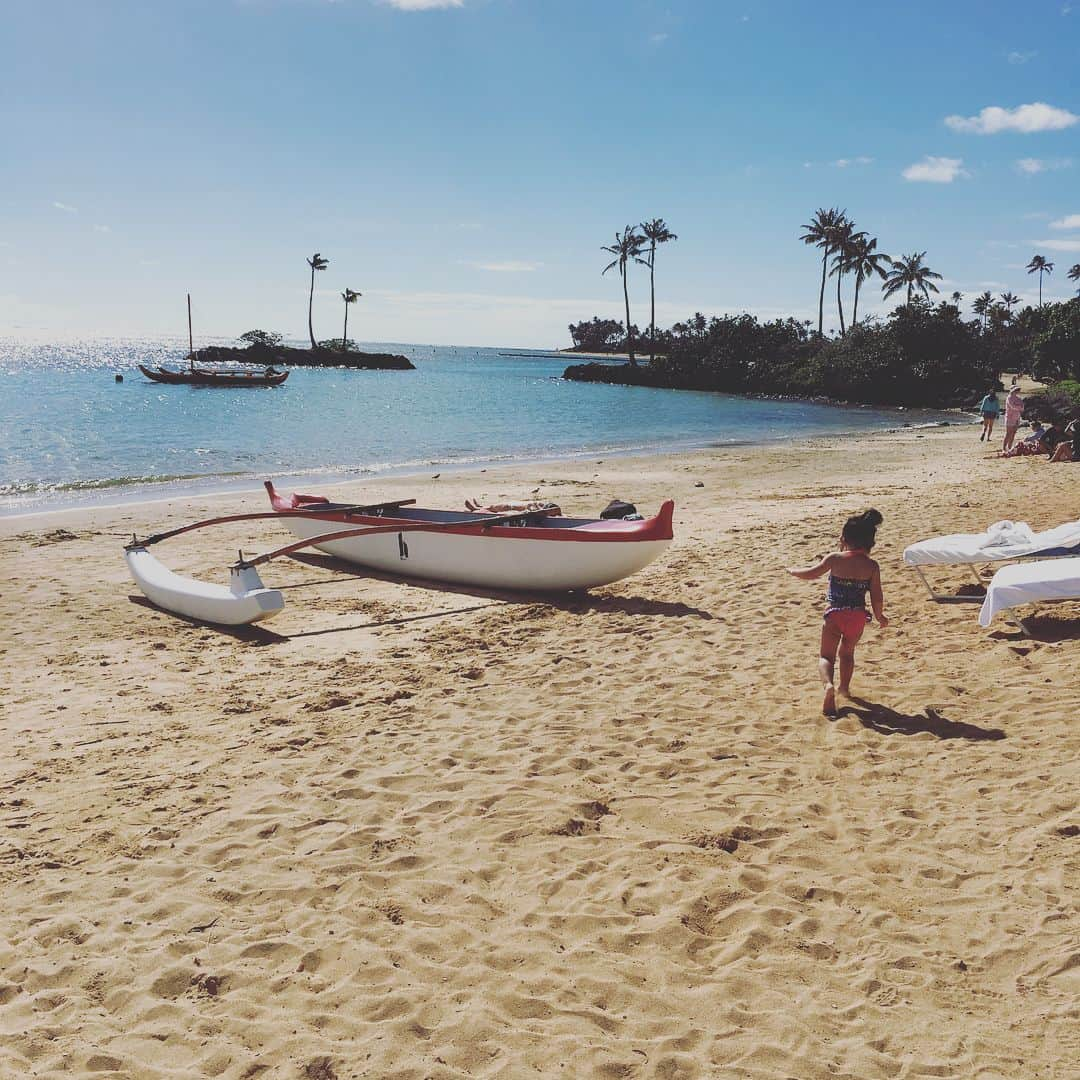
800;207;848;335
841;233;890;327
306;252;329;349
602;226;645;365
636;218;677;361
882;251;943;305
1026;254;1054;307
1066;263;1080;296
341;288;361;350
1000;291;1021;316
972;291;992;330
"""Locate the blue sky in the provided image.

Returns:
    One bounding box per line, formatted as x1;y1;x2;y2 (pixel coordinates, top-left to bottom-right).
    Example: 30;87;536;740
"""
2;0;1078;346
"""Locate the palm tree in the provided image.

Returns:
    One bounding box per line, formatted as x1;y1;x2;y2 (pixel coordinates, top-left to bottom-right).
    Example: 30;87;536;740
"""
972;290;992;330
842;234;890;327
341;288;361;350
1067;263;1080;296
602;226;645;365
951;290;962;305
828;220;860;335
882;251;943;305
1000;291;1021;316
636;218;677;362
800;207;848;336
1026;254;1054;307
306;253;329;349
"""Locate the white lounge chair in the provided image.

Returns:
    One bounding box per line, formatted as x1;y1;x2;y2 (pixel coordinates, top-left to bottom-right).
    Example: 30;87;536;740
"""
979;556;1080;626
903;519;1080;601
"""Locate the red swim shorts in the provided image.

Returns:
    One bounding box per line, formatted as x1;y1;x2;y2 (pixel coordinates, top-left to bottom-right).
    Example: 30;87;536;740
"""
824;608;870;641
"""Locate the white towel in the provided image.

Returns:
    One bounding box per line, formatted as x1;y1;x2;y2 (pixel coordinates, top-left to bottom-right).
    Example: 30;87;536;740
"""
979;557;1080;626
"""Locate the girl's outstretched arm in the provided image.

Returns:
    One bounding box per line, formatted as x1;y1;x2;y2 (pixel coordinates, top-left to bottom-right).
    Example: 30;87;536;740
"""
787;554;836;580
870;563;889;627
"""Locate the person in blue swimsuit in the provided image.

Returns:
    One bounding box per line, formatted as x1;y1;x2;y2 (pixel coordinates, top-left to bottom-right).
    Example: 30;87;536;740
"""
978;389;1000;442
786;509;889;716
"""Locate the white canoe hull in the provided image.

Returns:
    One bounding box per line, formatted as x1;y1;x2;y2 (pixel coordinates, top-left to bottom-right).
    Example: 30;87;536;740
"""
125;547;285;625
278;516;671;591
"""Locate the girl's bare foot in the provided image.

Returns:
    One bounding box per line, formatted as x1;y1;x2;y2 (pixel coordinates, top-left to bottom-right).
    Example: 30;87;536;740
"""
822;685;837;716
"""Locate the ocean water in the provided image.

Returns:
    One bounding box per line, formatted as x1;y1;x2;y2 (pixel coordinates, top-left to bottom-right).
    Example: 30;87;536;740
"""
0;338;946;515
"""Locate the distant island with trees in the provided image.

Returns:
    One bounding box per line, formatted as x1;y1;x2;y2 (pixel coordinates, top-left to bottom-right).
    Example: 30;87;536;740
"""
192;251;414;371
564;209;1080;418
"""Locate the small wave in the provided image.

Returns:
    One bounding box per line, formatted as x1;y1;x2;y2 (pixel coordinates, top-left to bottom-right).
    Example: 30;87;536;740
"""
0;471;249;497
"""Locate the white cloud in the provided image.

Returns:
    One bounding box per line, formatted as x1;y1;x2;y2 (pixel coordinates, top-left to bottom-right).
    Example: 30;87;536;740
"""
381;0;463;9
649;32;668;44
92;224;111;233
1016;157;1073;174
1050;213;1080;229
52;201;77;213
1037;237;1080;252
945;102;1079;134
462;260;542;273
1007;50;1037;64
902;156;968;183
832;156;873;168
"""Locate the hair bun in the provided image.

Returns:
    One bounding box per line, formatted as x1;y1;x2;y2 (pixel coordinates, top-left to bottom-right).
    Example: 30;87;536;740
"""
863;508;883;527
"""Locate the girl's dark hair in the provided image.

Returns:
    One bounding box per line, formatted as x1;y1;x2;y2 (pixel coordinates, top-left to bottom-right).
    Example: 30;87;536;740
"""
842;508;883;551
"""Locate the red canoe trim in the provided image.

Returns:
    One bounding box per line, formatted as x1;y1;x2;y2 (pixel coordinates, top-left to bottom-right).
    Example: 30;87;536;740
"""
264;482;674;543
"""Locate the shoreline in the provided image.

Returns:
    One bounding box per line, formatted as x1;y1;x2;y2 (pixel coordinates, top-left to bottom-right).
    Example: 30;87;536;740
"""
2;422;1077;1078
0;410;960;521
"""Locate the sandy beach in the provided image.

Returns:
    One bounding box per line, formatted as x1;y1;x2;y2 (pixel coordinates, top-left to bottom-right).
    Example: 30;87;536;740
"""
1;423;1077;1079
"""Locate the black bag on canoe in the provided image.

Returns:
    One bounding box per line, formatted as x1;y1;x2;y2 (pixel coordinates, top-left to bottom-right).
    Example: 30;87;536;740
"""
600;499;637;520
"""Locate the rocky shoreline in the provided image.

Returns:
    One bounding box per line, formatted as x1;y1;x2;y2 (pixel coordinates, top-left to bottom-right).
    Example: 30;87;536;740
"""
563;359;981;410
195;344;415;370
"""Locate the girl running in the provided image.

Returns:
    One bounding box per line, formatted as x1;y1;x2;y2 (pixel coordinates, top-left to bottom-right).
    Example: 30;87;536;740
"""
787;509;888;716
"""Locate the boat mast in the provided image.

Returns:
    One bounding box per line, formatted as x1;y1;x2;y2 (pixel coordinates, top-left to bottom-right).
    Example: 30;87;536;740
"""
187;293;194;369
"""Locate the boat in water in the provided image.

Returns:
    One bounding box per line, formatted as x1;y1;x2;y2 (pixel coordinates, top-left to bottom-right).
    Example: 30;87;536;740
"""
137;363;289;387
122;482;675;625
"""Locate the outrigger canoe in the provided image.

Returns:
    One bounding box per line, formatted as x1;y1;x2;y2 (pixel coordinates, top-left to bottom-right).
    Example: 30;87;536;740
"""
138;364;289;387
264;482;674;592
122;482;675;626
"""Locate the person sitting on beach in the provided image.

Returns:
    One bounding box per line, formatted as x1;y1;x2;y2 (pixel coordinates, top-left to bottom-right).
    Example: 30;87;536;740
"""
1041;422;1064;457
1049;419;1079;463
786;509;888;717
978;389;1000;442
999;421;1046;457
465;498;562;515
1002;387;1024;452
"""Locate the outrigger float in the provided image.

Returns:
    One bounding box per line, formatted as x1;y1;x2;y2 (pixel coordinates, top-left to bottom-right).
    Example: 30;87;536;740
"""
124;481;675;626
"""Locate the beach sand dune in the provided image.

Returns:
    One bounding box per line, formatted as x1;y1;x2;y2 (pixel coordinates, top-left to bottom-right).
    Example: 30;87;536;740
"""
1;426;1077;1078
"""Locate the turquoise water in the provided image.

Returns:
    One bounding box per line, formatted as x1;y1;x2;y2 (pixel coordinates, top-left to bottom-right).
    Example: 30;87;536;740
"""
0;338;943;514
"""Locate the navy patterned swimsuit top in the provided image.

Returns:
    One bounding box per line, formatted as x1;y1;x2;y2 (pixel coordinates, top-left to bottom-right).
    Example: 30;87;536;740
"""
826;575;871;613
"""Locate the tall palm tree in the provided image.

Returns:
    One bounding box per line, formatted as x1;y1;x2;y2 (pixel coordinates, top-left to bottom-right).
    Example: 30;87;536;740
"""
842;234;890;327
951;290;963;307
972;290;992;330
1000;291;1021;316
800;207;848;336
602;226;645;365
636;218;677;362
1026;254;1054;307
1066;263;1080;296
882;252;943;305
828;220;860;335
341;288;361;350
306;252;329;349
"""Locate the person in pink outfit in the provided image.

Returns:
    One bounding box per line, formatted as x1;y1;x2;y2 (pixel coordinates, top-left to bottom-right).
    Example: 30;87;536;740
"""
1002;387;1024;452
